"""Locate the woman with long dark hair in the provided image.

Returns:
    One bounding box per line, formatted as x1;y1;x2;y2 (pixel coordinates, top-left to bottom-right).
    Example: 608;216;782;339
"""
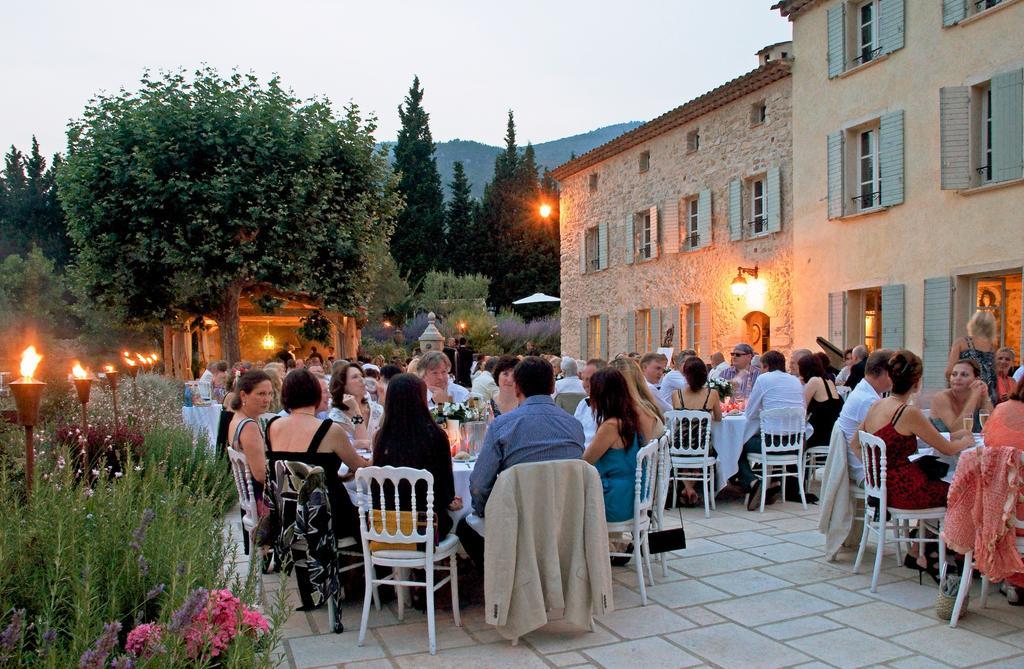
372;373;461;537
583;367;659;523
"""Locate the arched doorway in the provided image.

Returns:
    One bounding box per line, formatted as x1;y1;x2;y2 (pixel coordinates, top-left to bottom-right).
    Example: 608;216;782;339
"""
744;311;771;355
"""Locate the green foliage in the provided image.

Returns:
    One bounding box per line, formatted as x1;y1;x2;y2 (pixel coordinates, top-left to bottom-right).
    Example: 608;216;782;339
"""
390;76;446;283
0;247;70;342
297;309;333;346
365;250;414;324
474;112;560;309
251;294;285;315
0;138;70;266
59;67;401;362
444;161;482;273
418;270;489;316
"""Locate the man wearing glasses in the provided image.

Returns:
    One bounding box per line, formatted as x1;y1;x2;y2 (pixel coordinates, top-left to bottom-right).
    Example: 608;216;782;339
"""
718;343;760;400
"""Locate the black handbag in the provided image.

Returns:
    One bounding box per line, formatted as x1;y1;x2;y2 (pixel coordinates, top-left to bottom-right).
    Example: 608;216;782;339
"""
916;455;949;482
647;507;686;554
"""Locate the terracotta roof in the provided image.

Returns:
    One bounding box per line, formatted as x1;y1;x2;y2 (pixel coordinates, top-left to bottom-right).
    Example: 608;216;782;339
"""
772;0;822;20
550;59;792;181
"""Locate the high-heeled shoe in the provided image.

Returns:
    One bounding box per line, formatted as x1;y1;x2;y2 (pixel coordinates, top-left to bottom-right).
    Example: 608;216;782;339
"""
903;553;940;584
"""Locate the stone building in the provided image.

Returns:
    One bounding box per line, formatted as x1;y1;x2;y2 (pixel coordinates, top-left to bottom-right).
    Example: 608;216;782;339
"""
552;46;794;361
775;0;1024;390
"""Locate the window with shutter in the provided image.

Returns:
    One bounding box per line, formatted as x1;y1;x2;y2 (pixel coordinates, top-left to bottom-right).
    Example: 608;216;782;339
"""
580;317;587;359
599;315;609;360
828;292;847;347
624;213;634;265
584;227;600;273
766;166;782;233
878;0;905;55
697;189;712;249
634;211;653;261
855;0;881;66
749;176;767;236
943;0;966;25
634;309;650;353
626;311;637;355
684;197;700;251
991;69;1024;183
827;4;846;78
828;131;845;218
649;205;660;259
651;309;662;351
662;199;679;255
856;125;881;210
668;306;680;349
598;221;609;270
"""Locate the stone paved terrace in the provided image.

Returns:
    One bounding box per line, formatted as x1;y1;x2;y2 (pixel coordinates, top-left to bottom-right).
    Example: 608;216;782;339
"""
227;499;1024;669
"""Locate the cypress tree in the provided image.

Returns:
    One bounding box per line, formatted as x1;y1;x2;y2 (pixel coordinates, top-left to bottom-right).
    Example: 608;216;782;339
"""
0;139;69;265
444;161;480;274
390;76;446;283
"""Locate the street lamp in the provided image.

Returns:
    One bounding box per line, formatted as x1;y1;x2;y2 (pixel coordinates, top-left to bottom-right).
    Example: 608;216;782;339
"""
731;266;759;297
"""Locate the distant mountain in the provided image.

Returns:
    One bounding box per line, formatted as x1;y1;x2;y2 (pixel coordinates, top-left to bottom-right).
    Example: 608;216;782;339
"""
380;121;643;200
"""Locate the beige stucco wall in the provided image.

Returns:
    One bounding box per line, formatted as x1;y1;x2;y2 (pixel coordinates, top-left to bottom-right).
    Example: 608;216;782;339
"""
559;76;794;359
789;1;1024;360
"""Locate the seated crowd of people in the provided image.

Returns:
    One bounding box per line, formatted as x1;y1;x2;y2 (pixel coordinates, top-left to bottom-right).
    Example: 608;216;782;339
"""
217;319;1024;603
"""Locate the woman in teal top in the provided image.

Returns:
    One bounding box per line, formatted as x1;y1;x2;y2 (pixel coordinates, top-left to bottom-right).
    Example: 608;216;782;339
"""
583;368;660;523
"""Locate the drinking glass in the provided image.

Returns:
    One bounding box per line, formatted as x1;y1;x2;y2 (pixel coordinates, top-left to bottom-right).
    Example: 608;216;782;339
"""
978;413;990;429
962;416;973;432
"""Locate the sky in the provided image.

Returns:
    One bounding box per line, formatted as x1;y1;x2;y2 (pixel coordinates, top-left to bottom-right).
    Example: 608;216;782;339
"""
2;0;792;158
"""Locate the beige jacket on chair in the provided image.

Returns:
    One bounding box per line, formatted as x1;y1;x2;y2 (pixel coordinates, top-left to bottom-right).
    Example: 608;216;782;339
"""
484;459;614;641
818;422;861;560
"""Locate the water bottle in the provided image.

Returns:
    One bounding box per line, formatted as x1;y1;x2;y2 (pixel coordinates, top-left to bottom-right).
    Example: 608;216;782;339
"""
184;383;193;407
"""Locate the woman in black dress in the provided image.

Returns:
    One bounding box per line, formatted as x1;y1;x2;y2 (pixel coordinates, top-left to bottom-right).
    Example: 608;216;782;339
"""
372;373;462;538
799;354;843;447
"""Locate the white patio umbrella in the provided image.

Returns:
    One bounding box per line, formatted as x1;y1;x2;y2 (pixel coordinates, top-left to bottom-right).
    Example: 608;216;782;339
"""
511;292;561;305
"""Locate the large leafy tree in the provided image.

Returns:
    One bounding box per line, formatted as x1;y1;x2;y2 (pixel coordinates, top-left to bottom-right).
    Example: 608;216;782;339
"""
390;76;445;282
0;138;70;265
59;68;400;363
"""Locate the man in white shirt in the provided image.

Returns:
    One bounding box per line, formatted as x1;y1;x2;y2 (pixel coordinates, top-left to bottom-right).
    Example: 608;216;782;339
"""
835;349;893;485
471;356;499;400
1014;365;1024;385
418;350;469;407
573;358;606;446
708;352;730;380
736;350;806;507
657;349;695;409
640;352;672;412
555;357;585;395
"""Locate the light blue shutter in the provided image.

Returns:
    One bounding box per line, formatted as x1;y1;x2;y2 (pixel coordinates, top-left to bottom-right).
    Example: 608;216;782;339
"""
992;69;1024;183
765;165;781;233
923;277;954;389
881;284;905;349
697;189;712;249
879;110;905;206
624;213;634;265
943;0;966;26
580;317;587;359
579;230;587;274
827;131;845;219
827;4;846;78
940;87;971;190
651;309;662;351
828;292;846;346
649;205;660;259
728;180;742;241
626;312;635;354
668;306;680;349
598;221;608;270
662;200;679;254
599;315;609;360
879;0;905;55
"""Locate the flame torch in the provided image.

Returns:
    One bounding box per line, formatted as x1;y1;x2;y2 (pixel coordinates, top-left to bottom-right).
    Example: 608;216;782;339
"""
10;346;44;494
104;364;121;431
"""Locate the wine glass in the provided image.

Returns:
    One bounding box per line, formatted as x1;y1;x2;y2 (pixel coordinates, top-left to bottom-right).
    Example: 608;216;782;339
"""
962;416;974;433
978;413;990;429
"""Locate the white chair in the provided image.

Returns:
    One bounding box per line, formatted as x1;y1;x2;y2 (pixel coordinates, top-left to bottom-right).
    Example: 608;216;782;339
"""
607;439;660;606
665;410;717;518
650;429;672;576
747;407;808;512
852;430;947;593
950;451;1024;627
804;443;831;491
355;466;461;656
228;448;262;597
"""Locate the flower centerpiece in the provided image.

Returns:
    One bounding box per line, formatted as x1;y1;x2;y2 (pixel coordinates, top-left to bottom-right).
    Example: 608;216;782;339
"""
431;401;486;424
707;377;732;399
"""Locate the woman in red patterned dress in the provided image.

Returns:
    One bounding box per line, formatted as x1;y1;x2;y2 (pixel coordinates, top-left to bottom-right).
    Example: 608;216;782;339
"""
852;351;974;572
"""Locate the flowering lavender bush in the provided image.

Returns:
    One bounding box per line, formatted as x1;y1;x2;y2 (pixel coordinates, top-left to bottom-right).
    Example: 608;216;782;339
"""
0;416;284;667
495;315;561;355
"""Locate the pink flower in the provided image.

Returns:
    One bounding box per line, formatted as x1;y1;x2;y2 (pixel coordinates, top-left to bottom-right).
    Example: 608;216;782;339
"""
125;623;163;658
241;607;269;634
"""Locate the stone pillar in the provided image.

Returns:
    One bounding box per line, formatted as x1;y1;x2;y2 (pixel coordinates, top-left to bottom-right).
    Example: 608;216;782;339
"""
418;312;444;354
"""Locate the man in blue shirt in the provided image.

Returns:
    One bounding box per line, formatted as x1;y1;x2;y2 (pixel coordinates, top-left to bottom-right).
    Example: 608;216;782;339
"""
457;356;584;569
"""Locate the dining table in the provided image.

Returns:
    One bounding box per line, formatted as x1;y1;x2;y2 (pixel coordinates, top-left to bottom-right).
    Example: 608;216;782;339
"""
710;414;747;490
181;404;222;451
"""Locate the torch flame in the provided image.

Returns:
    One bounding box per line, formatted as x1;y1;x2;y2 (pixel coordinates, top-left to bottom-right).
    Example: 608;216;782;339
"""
124;357;136;367
20;346;42;380
72;362;88;380
135;353;146;364
150;352;159;361
104;365;115;373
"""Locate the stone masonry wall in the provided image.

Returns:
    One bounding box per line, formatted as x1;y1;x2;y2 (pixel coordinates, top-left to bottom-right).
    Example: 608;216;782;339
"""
559;76;794;360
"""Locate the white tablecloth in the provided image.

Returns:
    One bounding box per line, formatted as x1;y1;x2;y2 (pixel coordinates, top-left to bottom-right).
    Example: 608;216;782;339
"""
182;405;222;450
711;415;747;489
